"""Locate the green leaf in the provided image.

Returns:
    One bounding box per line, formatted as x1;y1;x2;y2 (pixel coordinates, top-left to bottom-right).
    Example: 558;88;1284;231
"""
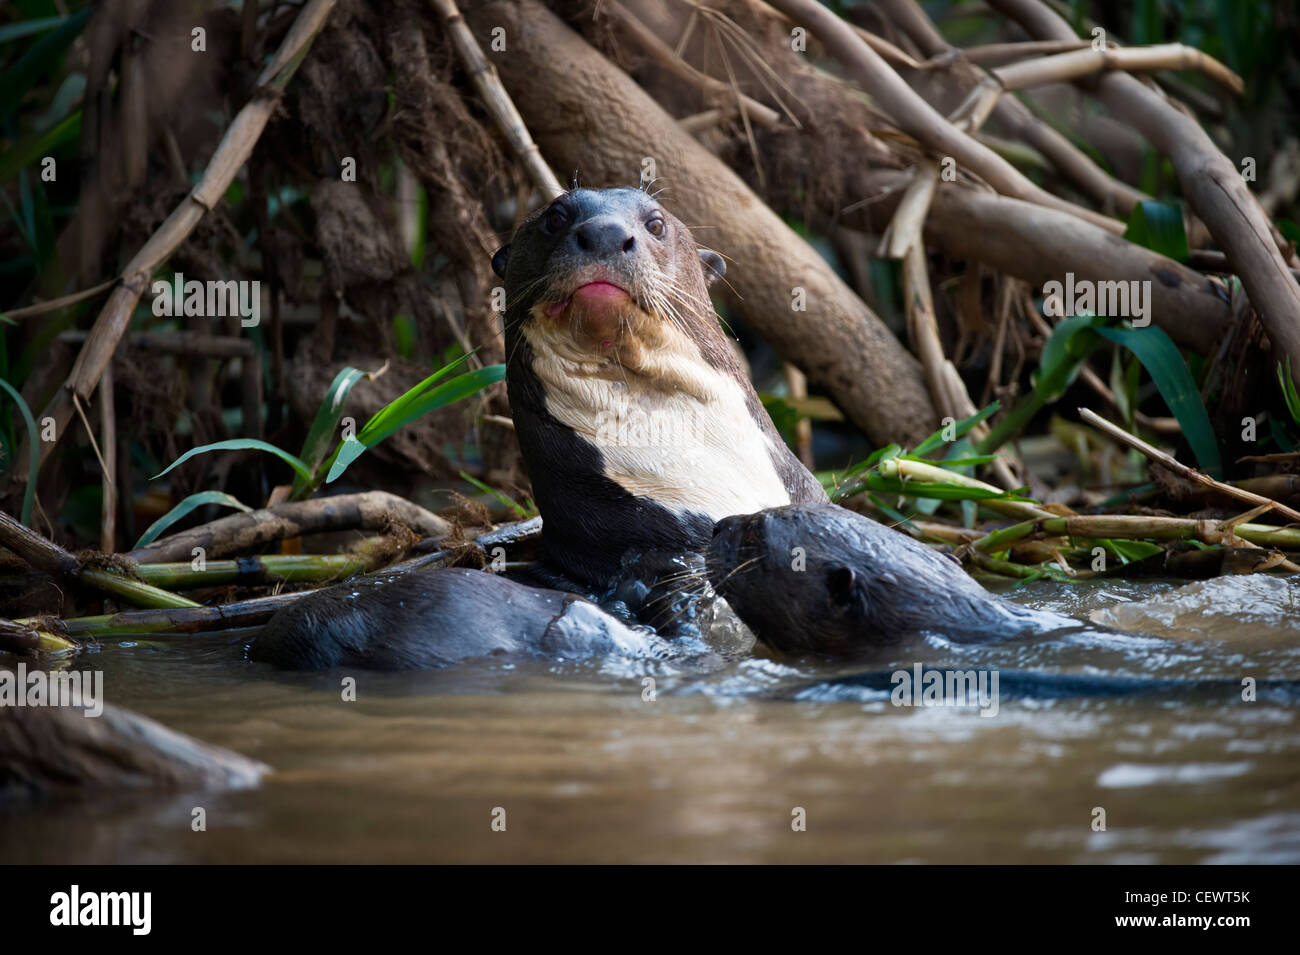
1278;220;1300;245
353;352;472;440
1267;415;1296;453
1124;200;1191;263
459;470;532;518
907;454;1000;467
0;15;67;44
1037;315;1103;399
855;476;1023;501
392;313;416;360
1095;325;1222;475
831;442;901;491
1102;538;1166;563
325;364;505;483
978;316;1104;453
0;7;90;119
0;376;39;525
152;439;312;483
912;401;1000;456
1130;0;1160;46
291;366;372;499
1279;358;1300;426
133;491;253;549
326;436;367;483
0;108;80;182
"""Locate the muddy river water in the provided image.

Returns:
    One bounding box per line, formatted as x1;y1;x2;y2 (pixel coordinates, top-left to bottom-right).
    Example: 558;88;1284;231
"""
2;574;1298;863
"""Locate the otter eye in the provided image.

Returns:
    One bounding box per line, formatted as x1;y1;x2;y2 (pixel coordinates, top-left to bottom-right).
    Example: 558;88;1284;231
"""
645;216;665;237
542;204;571;235
826;566;857;607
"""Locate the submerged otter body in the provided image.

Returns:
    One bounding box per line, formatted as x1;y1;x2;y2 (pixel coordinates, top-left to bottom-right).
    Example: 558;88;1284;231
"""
707;503;1082;655
494;186;826;589
249;567;669;671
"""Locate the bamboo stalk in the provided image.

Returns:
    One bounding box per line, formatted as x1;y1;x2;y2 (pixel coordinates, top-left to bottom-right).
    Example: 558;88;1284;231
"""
0;509;197;609
30;593;308;639
972;514;1300;553
79;568;201;610
134;553;376;588
0;617;79;656
969;550;1046;578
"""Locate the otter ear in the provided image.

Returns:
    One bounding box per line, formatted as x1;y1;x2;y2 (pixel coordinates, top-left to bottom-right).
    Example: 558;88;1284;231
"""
698;248;725;287
826;565;858;608
491;245;510;279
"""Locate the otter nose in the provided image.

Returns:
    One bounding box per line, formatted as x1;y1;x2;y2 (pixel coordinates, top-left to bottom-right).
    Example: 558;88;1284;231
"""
572;216;636;257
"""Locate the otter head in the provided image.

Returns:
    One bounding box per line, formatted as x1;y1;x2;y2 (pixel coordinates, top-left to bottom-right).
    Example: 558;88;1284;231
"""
707;505;874;657
492;187;725;374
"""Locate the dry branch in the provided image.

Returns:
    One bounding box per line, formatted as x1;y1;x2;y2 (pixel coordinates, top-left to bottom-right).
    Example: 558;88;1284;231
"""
854;173;1233;355
1079;408;1300;525
879;0;1148;216
429;0;564;198
0;510;79;579
607;0;783;127
126;491;452;564
468;0;938;446
0;703;269;799
885;163;1020;488
989;0;1300;383
993;44;1243;96
19;0;339;485
761;0;1123;233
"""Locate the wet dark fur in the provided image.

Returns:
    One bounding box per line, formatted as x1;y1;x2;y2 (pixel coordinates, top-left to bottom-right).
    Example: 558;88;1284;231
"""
494;186;825;588
707;504;1080;655
249;567;653;671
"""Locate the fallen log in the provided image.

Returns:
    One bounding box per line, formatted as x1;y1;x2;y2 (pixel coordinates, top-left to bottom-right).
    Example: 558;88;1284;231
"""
127;491;452;564
0;700;268;805
468;0;938;447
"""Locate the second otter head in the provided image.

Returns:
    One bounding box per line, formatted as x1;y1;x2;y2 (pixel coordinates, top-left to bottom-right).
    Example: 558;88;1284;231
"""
492;187;725;362
707;505;874;657
708;504;1070;657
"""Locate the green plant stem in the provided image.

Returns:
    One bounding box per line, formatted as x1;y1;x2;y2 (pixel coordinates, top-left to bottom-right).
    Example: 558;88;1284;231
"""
968;551;1047;578
134;553;373;588
25;592;303;639
970;515;1300;553
79;568;201;609
878;458;1053;520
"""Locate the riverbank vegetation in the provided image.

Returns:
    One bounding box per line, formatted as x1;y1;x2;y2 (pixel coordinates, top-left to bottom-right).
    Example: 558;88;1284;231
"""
2;0;1298;656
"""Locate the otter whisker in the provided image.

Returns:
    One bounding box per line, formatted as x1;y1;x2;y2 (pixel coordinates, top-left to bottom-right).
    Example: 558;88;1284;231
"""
714;555;762;589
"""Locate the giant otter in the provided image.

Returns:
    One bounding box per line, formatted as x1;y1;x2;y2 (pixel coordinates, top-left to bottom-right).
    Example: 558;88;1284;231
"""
707;503;1081;656
492;186;827;589
249;567;673;671
253;188;1086;672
